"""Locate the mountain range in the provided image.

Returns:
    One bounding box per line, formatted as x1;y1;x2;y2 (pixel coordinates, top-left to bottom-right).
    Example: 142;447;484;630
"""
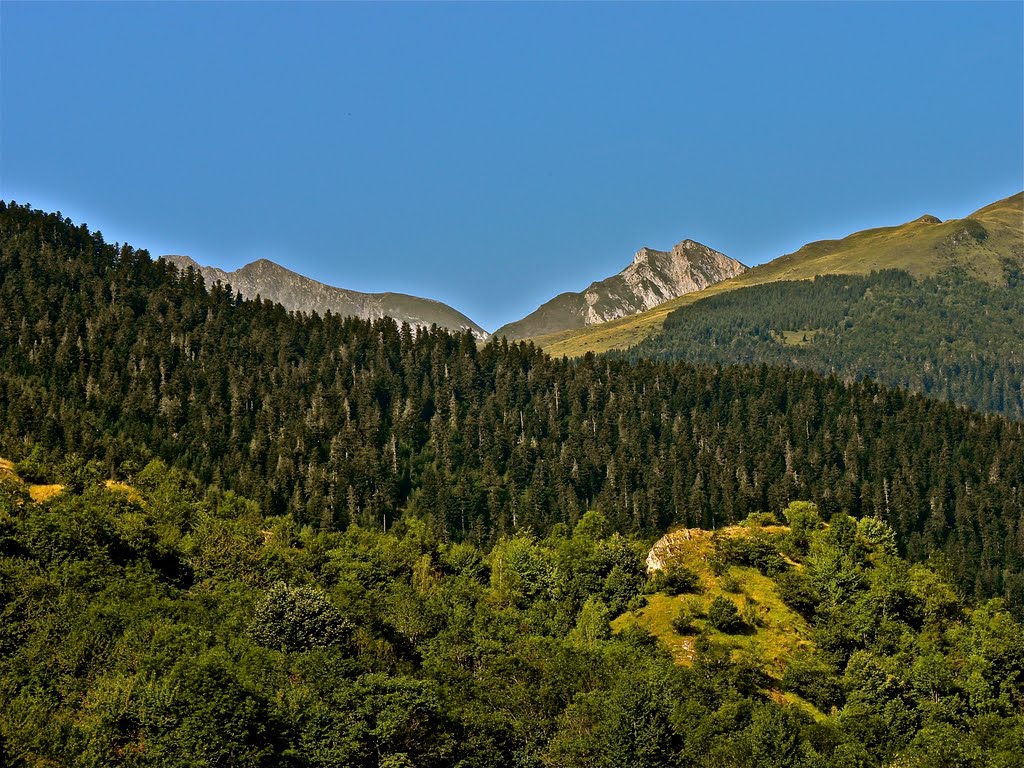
532;192;1023;357
161;236;750;345
159;193;1021;365
160;255;490;340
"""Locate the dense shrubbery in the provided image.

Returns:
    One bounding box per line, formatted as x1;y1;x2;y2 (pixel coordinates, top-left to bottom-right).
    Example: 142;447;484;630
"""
249;582;352;653
649;564;702;596
2;467;1021;767
0;466;655;767
712;532;789;577
776;571;820;620
671;604;698;635
782;652;843;712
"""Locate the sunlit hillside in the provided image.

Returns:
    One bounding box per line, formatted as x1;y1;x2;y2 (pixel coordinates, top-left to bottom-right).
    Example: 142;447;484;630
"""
535;192;1023;358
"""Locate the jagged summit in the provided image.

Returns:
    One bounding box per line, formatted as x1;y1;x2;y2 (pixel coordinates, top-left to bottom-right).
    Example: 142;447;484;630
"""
161;255;489;340
494;238;747;340
632;246;660;261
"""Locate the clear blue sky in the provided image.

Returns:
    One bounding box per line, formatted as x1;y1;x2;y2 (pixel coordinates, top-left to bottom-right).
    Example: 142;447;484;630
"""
3;2;1022;331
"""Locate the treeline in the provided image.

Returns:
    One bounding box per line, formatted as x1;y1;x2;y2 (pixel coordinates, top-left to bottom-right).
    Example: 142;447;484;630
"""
620;270;1024;419
1;467;1021;767
1;201;1023;609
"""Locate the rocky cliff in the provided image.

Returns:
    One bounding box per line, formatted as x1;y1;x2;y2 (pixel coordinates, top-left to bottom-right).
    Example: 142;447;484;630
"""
494;239;747;340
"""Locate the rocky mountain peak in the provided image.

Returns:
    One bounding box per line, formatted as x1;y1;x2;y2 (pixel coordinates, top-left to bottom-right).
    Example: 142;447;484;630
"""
240;258;282;271
494;237;748;339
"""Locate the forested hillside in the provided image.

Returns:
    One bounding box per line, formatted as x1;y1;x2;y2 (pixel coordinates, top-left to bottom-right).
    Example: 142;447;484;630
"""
620;269;1023;419
1;463;1022;767
1;201;1023;610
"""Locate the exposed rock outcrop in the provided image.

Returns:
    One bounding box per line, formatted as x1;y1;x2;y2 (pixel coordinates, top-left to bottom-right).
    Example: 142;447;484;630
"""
494;239;746;339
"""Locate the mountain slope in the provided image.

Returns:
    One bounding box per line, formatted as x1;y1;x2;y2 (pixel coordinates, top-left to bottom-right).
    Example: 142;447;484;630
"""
3;201;1024;612
161;255;490;340
621;269;1024;419
533;191;1023;357
493;239;747;339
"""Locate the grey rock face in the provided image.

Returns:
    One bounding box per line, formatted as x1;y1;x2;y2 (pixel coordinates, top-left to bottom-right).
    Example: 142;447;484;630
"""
494;239;747;339
160;256;489;340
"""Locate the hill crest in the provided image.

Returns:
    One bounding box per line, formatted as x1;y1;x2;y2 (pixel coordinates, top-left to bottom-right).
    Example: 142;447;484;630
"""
161;255;490;340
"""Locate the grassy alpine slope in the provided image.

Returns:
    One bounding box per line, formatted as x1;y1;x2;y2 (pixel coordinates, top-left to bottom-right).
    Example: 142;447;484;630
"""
613;522;814;682
534;192;1023;358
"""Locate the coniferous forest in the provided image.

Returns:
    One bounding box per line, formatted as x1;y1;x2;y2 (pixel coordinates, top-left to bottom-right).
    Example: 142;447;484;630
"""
2;202;1022;604
620;270;1024;420
1;202;1024;766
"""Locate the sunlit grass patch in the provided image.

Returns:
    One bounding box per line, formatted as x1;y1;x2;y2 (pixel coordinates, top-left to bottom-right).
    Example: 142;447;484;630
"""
29;484;64;502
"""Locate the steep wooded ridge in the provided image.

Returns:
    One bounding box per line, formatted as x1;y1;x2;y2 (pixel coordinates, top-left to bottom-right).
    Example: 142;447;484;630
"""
161;254;490;340
534;191;1024;357
2;201;1023;613
494;239;747;339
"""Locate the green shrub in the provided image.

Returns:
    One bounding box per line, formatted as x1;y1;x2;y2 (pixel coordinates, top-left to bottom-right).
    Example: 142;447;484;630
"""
645;569;668;594
664;565;702;595
720;572;742;593
741;596;764;628
776;571;819;619
707;596;746;634
14;452;49;484
249;582;351;653
856;517;898;555
602;564;645;615
626;593;649;612
781;501;823;555
782;652;843;711
672;605;697;634
713;534;788;577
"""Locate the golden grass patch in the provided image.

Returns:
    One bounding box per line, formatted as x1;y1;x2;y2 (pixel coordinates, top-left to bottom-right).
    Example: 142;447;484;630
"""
104;479;145;505
29;484;64;503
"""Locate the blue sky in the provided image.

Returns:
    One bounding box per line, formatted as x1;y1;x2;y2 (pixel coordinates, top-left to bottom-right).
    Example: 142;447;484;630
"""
3;1;1022;331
